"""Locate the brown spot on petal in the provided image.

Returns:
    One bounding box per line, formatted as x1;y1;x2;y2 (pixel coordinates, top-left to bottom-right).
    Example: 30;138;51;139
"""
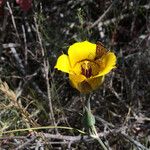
79;80;92;93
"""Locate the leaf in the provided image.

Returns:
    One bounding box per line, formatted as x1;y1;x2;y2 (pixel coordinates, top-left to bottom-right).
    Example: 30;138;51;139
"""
82;106;95;128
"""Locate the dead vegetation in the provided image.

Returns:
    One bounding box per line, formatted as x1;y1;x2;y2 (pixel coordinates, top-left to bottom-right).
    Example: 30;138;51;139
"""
0;0;150;149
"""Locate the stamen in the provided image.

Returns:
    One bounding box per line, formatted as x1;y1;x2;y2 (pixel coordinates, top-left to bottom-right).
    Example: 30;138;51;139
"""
81;66;85;76
81;62;92;78
85;67;92;78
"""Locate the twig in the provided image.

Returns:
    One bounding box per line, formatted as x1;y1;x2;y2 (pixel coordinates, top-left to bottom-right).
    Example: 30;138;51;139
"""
0;136;26;140
95;3;150;29
43;126;125;142
0;8;9;42
35;138;44;150
6;2;20;41
34;15;56;129
10;47;26;75
9;46;49;102
1;126;141;148
99;14;129;27
15;137;36;150
88;0;119;29
22;25;28;66
121;133;149;150
31;82;49;101
2;43;20;48
44;133;83;142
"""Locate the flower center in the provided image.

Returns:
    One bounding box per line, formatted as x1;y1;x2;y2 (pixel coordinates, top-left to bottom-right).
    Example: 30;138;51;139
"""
81;61;92;78
80;60;100;78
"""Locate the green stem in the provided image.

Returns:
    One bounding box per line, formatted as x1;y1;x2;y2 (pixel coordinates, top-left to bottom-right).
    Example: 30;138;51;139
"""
86;94;91;110
91;125;108;150
96;137;108;150
83;94;108;149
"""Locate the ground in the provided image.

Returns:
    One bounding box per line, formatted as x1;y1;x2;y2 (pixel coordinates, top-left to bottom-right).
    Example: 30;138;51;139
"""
0;0;150;149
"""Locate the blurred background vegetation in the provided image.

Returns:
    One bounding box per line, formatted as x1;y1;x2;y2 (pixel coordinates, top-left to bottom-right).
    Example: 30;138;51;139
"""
0;0;150;149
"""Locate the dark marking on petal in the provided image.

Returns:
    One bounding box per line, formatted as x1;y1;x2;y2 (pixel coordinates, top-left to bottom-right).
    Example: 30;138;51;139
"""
81;65;92;78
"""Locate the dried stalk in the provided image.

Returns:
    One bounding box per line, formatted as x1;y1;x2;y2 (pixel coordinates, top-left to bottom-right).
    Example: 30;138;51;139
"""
34;15;56;128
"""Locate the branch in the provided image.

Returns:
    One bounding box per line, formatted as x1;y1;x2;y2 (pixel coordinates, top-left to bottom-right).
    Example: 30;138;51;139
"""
88;0;119;30
34;15;56;129
121;133;149;150
8;45;49;102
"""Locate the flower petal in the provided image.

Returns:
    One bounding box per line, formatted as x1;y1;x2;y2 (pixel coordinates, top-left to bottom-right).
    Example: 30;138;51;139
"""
78;81;92;93
69;74;88;92
69;74;104;93
55;54;71;73
96;52;116;76
68;41;96;67
87;76;104;90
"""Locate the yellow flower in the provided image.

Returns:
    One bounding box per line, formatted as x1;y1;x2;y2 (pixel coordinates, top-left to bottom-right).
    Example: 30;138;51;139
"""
55;41;116;93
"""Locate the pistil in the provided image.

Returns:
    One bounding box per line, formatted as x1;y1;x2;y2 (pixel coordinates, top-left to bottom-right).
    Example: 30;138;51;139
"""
81;61;92;78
